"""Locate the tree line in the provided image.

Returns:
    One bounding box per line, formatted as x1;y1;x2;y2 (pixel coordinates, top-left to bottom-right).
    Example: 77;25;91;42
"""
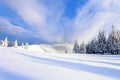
0;37;29;49
73;25;120;55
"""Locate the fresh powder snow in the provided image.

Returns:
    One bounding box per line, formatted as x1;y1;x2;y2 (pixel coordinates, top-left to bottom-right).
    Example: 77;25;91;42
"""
0;46;120;80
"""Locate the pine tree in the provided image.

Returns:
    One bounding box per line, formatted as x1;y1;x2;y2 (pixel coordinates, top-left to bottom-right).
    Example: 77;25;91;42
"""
97;30;107;54
65;49;68;53
87;38;98;53
86;42;90;53
80;42;86;53
14;40;18;48
24;42;29;49
1;40;4;46
107;25;119;54
116;31;120;54
21;42;24;48
4;37;8;47
73;40;80;53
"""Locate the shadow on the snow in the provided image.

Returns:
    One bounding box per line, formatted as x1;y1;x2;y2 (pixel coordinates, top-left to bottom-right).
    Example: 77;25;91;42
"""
51;56;120;67
17;52;120;79
0;68;32;80
87;55;120;60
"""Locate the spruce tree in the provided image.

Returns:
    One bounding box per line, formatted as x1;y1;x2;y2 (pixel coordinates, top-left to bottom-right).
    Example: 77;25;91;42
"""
21;42;24;48
24;42;29;49
116;31;120;54
97;30;107;54
80;42;86;53
14;40;18;48
88;38;98;53
107;25;119;54
73;40;80;53
4;37;8;47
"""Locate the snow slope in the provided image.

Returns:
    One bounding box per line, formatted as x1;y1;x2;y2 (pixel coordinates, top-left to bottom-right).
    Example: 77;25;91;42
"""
0;47;120;80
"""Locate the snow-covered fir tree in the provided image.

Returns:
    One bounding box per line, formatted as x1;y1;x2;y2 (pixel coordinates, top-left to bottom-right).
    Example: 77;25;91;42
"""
21;42;24;48
1;40;4;46
24;42;29;49
65;49;68;53
4;37;8;47
86;42;90;53
107;25;119;54
14;40;18;48
97;30;107;54
80;42;86;53
73;40;80;53
87;38;98;53
116;31;120;53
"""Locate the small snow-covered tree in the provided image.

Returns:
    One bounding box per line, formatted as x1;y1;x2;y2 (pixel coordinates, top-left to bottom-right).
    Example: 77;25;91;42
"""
1;40;4;46
86;42;90;53
14;40;18;48
80;42;86;53
24;42;29;49
21;42;24;48
87;38;98;53
65;49;68;53
73;40;80;53
4;37;8;47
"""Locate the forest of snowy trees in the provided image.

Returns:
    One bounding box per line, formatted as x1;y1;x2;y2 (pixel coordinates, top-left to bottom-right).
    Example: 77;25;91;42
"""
73;25;120;55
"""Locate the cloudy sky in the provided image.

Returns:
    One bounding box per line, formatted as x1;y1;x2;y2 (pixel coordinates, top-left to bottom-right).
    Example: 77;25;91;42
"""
0;0;120;44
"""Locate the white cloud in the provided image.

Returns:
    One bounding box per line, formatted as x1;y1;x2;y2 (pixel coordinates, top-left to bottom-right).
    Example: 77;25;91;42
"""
73;0;120;43
2;0;65;42
1;0;120;43
3;0;46;28
0;17;33;38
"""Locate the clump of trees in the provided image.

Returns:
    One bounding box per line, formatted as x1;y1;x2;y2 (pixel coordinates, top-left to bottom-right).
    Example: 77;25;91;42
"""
73;25;120;55
0;37;29;49
73;40;86;53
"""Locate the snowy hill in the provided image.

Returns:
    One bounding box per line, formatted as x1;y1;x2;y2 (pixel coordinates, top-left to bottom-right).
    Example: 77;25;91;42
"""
0;47;120;80
23;43;73;53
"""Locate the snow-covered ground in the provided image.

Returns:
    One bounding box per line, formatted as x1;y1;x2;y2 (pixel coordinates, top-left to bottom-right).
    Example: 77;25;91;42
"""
0;46;120;80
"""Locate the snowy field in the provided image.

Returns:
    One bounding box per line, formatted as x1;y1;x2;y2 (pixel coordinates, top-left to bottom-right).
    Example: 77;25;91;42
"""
0;47;120;80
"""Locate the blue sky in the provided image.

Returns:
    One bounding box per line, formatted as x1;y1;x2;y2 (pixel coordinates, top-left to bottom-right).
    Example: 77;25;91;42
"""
0;0;120;44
